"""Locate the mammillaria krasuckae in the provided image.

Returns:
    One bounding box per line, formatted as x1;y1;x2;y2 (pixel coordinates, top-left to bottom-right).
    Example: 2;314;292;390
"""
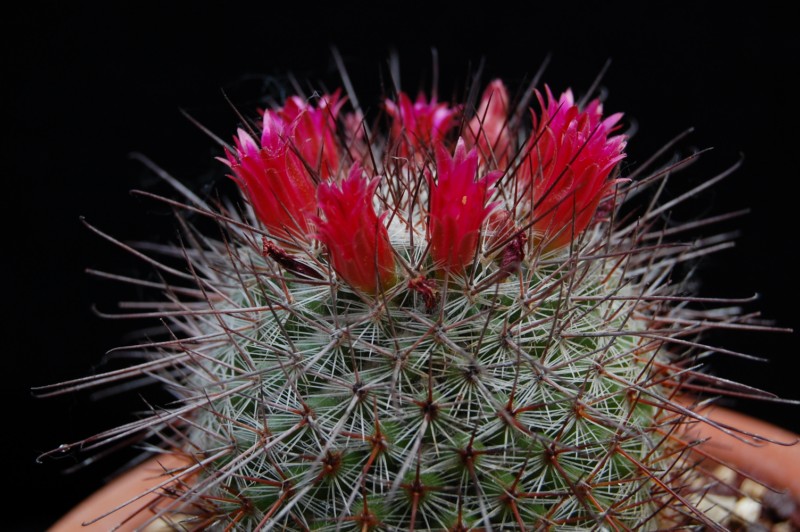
40;72;794;530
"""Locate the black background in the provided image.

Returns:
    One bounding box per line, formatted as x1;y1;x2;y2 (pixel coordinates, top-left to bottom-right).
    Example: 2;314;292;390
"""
8;3;799;530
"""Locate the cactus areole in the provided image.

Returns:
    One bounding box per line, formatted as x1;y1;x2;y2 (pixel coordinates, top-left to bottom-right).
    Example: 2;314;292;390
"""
42;76;786;531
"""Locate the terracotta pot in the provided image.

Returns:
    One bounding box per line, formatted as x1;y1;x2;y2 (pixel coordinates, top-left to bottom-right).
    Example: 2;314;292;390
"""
50;409;800;530
683;404;800;526
688;406;800;500
50;454;194;532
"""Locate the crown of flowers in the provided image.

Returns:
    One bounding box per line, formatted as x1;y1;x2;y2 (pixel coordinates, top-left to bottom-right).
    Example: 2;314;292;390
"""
222;81;626;294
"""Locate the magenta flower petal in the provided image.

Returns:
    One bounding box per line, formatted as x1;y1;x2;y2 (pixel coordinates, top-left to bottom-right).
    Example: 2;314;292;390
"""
274;91;344;179
428;138;501;272
520;87;626;249
386;92;457;158
223;93;346;244
224;127;317;244
466;79;511;166
316;166;396;293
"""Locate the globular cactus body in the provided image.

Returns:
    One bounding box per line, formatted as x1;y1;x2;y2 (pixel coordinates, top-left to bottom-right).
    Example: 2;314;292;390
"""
44;76;759;530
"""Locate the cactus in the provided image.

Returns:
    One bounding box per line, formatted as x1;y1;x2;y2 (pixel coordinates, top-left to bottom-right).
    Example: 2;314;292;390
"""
40;74;787;530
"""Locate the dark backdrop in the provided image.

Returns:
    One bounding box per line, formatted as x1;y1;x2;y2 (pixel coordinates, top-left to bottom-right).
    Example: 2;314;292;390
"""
8;3;799;529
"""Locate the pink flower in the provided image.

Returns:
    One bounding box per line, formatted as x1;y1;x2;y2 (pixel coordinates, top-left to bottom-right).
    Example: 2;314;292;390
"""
519;87;626;250
272;91;344;179
223;122;317;243
428;139;501;273
315;166;395;293
386;92;457;158
466;79;511;166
